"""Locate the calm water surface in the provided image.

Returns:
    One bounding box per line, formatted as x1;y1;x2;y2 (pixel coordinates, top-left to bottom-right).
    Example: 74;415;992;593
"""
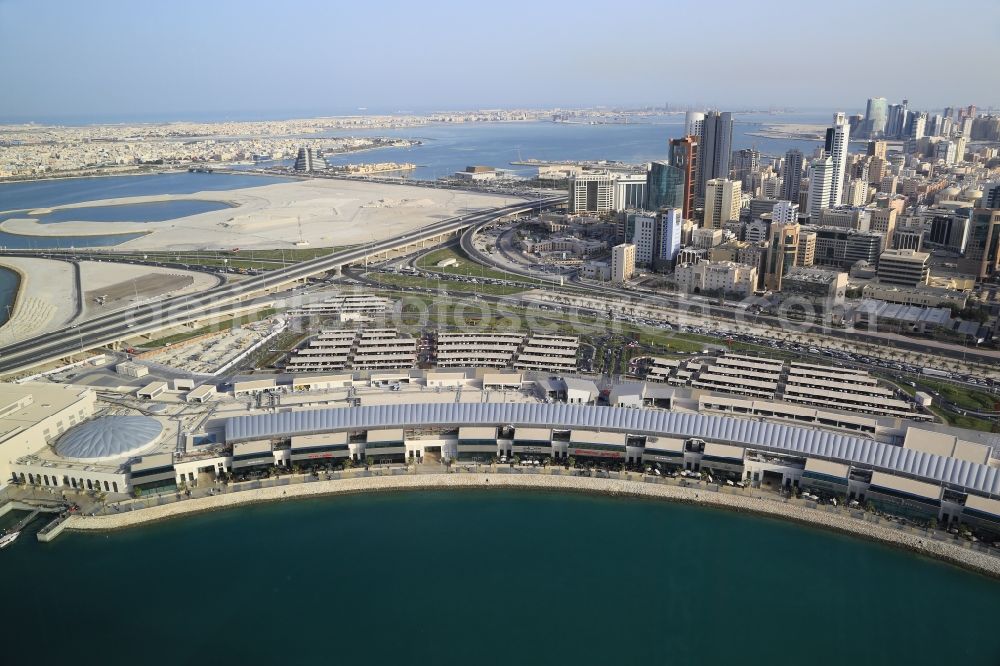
3;491;999;666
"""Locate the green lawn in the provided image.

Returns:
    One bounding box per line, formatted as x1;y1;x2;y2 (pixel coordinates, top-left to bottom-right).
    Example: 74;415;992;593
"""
927;406;996;432
370;273;528;296
71;246;353;272
916;378;998;412
415;245;547;286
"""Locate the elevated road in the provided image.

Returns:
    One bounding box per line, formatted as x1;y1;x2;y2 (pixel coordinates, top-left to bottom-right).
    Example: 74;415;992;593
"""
458;217;1000;370
0;196;563;375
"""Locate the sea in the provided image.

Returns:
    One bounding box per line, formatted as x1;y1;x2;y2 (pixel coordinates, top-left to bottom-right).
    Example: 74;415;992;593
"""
7;119;1000;664
2;491;999;665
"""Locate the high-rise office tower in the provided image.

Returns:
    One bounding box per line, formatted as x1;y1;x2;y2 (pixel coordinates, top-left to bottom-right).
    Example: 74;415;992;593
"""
763;223;800;291
667;136;698;219
864;97;888;137
781;149;804;203
958;209;1000;279
684;111;705;139
697;111;734;203
867;141;887;160
928;114;944;136
731;148;760;183
658;207;683;263
568;172;615;213
612;243;637;283
646;161;684;212
806;157;834;220
612;173;648;211
772;200;799;225
824;113;850;208
886;100;909;138
847;114;864;137
984;182;1000;209
910;113;927;140
703;178;741;229
628;213;658;266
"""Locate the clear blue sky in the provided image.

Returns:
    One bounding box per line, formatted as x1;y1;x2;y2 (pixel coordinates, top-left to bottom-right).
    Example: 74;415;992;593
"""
1;0;997;122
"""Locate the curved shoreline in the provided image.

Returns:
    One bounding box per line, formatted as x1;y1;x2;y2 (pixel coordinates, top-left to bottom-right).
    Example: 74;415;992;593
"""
0;262;24;328
63;472;1000;579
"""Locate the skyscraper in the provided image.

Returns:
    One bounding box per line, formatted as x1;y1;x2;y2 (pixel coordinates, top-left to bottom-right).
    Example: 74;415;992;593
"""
984;182;1000;209
646;161;684;212
825;113;850;208
763;223;800;291
668;136;698;219
628;213;658;266
568;173;614;213
612;173;647;211
910;113;927;140
772;200;799;225
863;97;888;137
684;111;705;138
703;178;741;229
780;149;804;203
867;141;887;160
958;209;1000;279
731;148;760;183
886;100;909;138
806;157;834;220
612;243;636;283
697;111;734;203
658;208;683;264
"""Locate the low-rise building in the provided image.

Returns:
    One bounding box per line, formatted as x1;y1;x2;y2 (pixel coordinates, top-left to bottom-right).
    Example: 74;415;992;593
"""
435;332;524;368
877;248;930;286
0;383;96;490
780;267;848;309
136;381;168;400
115;361;148;378
513;335;579;372
861;283;968;309
674;261;758;298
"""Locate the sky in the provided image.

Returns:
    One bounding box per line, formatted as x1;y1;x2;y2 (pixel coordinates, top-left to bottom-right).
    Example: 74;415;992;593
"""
1;0;998;123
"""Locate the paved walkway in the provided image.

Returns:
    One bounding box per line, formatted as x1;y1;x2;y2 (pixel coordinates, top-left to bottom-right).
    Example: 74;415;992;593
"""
58;467;1000;579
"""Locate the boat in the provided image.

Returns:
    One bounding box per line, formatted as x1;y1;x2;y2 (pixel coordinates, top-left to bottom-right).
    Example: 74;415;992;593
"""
0;531;20;549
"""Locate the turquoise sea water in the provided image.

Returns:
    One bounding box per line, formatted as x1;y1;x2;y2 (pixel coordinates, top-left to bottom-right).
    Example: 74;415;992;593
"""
34;199;231;224
3;491;999;665
0;172;290;212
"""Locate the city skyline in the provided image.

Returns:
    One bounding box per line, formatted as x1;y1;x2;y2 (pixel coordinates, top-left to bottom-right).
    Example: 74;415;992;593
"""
1;0;999;122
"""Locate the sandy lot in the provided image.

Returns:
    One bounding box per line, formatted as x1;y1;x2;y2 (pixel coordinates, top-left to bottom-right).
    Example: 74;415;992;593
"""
146;325;266;375
1;179;520;251
78;261;221;317
0;258;224;344
0;256;78;345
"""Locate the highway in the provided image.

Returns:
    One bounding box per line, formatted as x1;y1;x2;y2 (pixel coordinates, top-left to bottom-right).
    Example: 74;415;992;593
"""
457;217;1000;370
0;196;563;375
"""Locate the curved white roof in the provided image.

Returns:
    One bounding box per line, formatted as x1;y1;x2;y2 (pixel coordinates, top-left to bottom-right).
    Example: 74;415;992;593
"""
55;416;163;461
224;403;1000;497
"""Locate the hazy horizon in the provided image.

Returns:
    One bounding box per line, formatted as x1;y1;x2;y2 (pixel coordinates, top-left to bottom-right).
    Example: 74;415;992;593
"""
1;0;998;123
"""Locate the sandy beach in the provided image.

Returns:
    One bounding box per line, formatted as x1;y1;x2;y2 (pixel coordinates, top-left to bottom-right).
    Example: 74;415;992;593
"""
1;179;520;251
65;472;1000;579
